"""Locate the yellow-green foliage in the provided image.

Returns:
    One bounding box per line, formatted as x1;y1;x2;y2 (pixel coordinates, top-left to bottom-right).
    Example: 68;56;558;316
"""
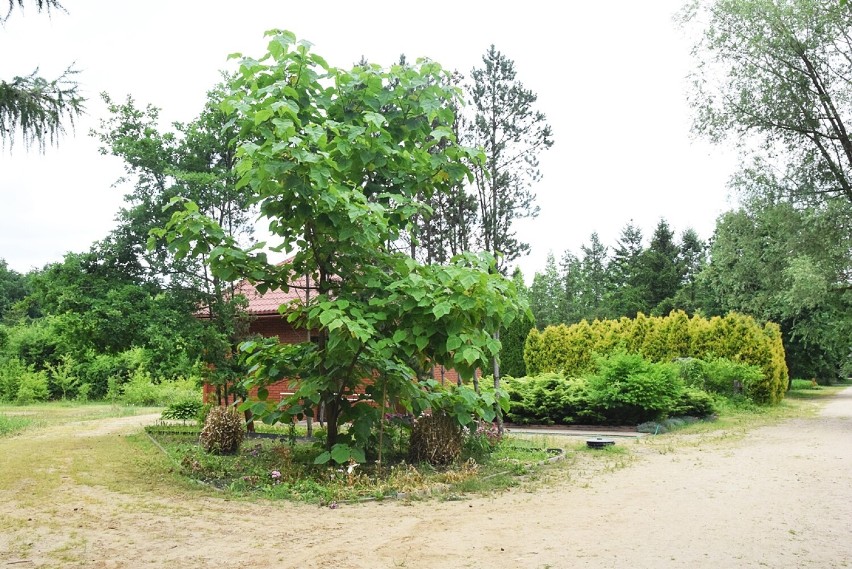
524;311;788;404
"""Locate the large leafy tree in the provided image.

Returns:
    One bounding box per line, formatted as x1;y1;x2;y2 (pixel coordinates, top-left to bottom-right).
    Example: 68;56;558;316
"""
0;259;28;323
700;195;851;380
0;0;84;150
95;87;256;393
25;248;207;383
95;86;253;292
682;0;852;206
158;31;526;458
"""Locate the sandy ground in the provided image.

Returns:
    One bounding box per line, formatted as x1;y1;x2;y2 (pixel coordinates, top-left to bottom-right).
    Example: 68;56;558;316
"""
1;389;851;569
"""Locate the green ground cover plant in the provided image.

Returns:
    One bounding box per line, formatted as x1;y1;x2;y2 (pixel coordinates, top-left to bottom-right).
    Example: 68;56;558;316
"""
145;421;559;504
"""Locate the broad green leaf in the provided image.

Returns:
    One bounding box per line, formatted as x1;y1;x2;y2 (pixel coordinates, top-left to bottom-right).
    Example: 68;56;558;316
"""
432;302;451;319
314;451;331;464
330;443;351;464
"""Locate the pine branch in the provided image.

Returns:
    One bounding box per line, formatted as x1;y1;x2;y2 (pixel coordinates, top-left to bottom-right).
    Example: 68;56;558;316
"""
2;0;64;21
0;65;85;151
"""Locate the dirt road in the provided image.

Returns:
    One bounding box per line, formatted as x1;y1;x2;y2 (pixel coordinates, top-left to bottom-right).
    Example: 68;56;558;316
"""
1;389;850;568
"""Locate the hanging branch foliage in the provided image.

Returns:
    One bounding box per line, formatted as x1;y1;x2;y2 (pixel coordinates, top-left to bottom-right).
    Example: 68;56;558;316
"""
0;67;84;151
1;0;83;151
2;0;64;21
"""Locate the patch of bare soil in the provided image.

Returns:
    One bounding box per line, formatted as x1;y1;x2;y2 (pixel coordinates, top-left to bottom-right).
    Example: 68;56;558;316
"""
1;390;851;569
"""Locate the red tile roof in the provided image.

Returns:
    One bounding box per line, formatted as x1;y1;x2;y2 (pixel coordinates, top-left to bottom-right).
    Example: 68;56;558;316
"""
233;273;317;316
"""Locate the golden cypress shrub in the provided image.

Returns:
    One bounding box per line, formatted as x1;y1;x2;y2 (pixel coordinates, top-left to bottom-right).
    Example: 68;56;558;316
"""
523;311;789;404
524;328;543;376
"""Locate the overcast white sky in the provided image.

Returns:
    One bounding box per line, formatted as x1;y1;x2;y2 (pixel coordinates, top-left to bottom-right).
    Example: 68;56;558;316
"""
0;0;738;279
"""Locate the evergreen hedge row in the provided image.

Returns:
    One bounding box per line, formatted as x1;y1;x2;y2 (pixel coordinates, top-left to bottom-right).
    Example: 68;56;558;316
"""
503;353;719;426
523;311;788;404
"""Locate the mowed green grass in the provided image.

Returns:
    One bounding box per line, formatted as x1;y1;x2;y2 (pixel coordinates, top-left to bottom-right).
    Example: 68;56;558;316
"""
0;403;185;505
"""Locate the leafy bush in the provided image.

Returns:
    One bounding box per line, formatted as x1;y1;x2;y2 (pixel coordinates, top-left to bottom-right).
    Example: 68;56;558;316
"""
462;420;502;461
676;357;707;388
701;358;765;399
671;387;717;418
4;319;63;371
0;357;27;401
409;411;462;466
46;355;79;399
16;369;49;404
75;348;148;399
199;406;245;455
790;378;820;390
119;371;201;407
585;352;684;425
504;373;594;425
161;398;205;423
119;369;161;406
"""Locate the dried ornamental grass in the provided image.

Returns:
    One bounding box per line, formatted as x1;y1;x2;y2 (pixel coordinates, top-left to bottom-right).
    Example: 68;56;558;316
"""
409;412;462;466
199;406;245;455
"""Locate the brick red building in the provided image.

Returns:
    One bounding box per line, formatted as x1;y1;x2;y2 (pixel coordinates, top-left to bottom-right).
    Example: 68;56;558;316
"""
202;274;462;405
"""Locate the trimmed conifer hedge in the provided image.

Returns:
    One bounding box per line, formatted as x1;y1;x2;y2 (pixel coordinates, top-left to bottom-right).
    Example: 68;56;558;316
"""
523;311;788;404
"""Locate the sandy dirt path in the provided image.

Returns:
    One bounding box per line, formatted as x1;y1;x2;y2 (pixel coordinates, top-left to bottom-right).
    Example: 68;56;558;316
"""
1;389;851;569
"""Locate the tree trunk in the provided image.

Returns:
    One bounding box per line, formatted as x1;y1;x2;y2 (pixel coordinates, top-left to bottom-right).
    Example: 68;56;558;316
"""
243;405;255;433
305;271;313;438
325;397;341;450
492;328;504;436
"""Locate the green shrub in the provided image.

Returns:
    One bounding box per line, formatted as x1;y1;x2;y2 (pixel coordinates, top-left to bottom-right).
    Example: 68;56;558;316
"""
671;387;717;418
5;320;63;371
676;357;708;389
75;349;147;399
790;378;820;390
75;382;91;402
584;352;684;425
504;373;594;425
702;358;765;399
119;371;201;407
462;420;501;461
199;406;245;455
0;358;27;402
46;355;79;399
500;313;534;378
120;369;160;406
16;369;49;404
162;398;204;422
